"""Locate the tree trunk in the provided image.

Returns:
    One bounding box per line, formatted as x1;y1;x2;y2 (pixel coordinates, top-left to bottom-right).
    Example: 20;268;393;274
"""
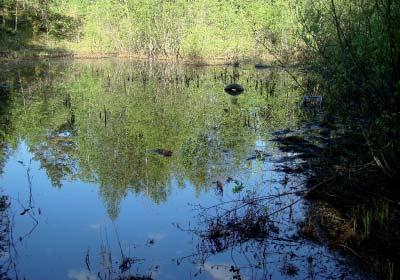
14;0;18;32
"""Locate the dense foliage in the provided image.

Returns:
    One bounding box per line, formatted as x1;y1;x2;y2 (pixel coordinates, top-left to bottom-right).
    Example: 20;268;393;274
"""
295;0;400;192
0;0;295;59
294;1;400;278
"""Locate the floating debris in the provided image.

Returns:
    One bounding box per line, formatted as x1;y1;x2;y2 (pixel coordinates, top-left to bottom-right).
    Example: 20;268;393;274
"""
224;83;244;96
215;180;223;194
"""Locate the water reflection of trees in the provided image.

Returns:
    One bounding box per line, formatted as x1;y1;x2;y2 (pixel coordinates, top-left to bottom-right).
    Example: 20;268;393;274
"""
1;60;301;218
0;72;16;278
0;195;9;279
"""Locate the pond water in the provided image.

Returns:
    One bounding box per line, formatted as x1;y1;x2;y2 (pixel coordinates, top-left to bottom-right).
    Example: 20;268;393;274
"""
0;60;371;279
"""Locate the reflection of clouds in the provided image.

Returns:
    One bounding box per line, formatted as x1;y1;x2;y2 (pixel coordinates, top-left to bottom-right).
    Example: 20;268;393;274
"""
88;224;101;231
68;270;97;280
147;232;167;241
203;262;246;280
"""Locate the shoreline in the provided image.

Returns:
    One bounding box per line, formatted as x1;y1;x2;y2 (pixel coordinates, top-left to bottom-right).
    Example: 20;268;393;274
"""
0;50;279;66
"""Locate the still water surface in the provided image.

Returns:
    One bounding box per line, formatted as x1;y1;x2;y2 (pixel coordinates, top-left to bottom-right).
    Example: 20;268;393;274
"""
0;60;369;279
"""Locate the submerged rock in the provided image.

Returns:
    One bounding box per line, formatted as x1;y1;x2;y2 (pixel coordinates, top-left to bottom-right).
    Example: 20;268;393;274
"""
224;83;244;96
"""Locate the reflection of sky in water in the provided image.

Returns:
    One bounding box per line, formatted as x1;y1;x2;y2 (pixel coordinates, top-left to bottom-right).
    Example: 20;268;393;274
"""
0;61;373;279
1;140;372;280
3;142;212;279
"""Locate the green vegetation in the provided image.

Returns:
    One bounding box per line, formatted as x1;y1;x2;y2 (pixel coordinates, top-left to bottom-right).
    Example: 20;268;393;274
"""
292;1;400;278
0;0;295;60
